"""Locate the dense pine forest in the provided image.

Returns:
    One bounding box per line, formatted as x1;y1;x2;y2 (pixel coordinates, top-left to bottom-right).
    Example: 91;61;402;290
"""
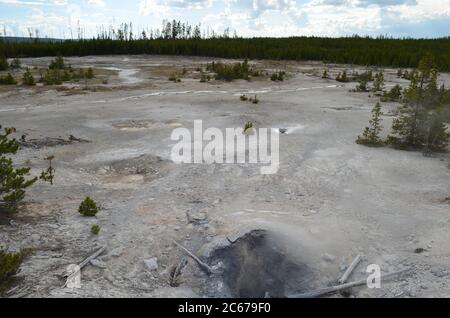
0;20;449;70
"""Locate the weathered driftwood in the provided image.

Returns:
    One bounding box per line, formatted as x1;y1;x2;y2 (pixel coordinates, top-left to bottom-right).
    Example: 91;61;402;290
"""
338;254;362;284
173;240;216;275
170;257;188;287
18;135;89;149
62;246;107;288
8;287;31;298
77;245;107;271
63;246;107;278
288;268;413;298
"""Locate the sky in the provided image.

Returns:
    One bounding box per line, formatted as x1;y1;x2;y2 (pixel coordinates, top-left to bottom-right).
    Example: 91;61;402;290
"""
0;0;449;39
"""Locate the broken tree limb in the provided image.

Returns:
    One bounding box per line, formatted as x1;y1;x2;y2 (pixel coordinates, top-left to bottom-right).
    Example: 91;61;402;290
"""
170;257;188;287
288;268;413;298
173;240;216;275
338;254;362;285
77;245;107;271
63;245;107;278
62;246;107;288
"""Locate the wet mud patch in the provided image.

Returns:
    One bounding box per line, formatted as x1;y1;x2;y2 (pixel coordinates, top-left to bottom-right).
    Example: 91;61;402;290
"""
112;119;181;131
321;106;367;111
18;135;89;149
205;229;315;298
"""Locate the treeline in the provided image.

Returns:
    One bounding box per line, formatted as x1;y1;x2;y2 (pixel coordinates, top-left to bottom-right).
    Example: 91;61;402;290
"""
0;21;449;70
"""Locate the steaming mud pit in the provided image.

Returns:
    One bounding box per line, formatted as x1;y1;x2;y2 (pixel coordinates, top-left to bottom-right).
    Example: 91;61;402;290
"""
1;55;450;298
203;229;315;298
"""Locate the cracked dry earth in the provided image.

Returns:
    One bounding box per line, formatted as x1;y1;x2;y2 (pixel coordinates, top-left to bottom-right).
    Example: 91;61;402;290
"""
0;55;449;298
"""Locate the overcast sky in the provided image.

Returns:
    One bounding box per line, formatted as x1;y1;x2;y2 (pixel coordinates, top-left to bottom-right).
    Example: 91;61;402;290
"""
0;0;449;39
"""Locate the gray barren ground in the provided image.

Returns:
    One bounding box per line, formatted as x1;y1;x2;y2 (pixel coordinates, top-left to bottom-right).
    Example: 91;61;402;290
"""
0;55;449;298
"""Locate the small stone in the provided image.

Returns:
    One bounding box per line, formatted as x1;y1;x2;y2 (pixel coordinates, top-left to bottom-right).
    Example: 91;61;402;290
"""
431;267;446;278
46;223;60;230
109;248;123;257
322;253;336;263
30;234;41;242
144;258;158;271
186;210;208;225
90;259;107;269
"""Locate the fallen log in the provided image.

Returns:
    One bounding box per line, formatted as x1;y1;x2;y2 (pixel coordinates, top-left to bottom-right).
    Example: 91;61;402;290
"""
170;257;188;287
63;245;107;278
338;254;362;284
62;246;107;288
173;240;217;275
288;268;413;298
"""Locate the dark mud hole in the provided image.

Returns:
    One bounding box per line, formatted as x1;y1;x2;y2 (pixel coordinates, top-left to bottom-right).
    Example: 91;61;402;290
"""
207;230;315;298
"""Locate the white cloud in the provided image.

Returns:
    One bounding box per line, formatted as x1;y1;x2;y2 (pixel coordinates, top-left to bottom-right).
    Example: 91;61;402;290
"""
0;0;67;6
0;0;448;38
139;0;213;16
87;0;106;7
385;0;450;22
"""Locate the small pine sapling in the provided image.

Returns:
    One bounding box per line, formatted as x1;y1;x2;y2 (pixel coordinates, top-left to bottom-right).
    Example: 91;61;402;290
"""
78;197;99;217
356;103;384;146
91;224;100;235
22;69;36;86
40;155;55;185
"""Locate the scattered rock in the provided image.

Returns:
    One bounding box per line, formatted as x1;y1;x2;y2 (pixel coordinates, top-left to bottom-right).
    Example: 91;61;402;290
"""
186;209;208;225
90;259;107;269
46;223;60;230
431;267;448;278
109;247;123;257
414;248;427;254
322;253;336;263
144;258;158;271
30;234;41;242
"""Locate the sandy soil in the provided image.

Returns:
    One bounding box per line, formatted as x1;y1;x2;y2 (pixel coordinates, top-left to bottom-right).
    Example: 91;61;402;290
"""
0;55;449;298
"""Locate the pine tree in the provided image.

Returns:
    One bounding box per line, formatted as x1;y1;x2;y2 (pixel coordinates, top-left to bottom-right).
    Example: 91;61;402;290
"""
372;71;384;92
0;56;7;71
425;109;449;152
22;68;35;86
356;78;368;92
381;84;402;102
1;126;37;212
356;102;384;146
336;70;348;82
388;54;449;151
9;58;21;69
78;197;98;217
389;72;428;147
0;73;17;85
86;67;94;79
49;55;65;70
